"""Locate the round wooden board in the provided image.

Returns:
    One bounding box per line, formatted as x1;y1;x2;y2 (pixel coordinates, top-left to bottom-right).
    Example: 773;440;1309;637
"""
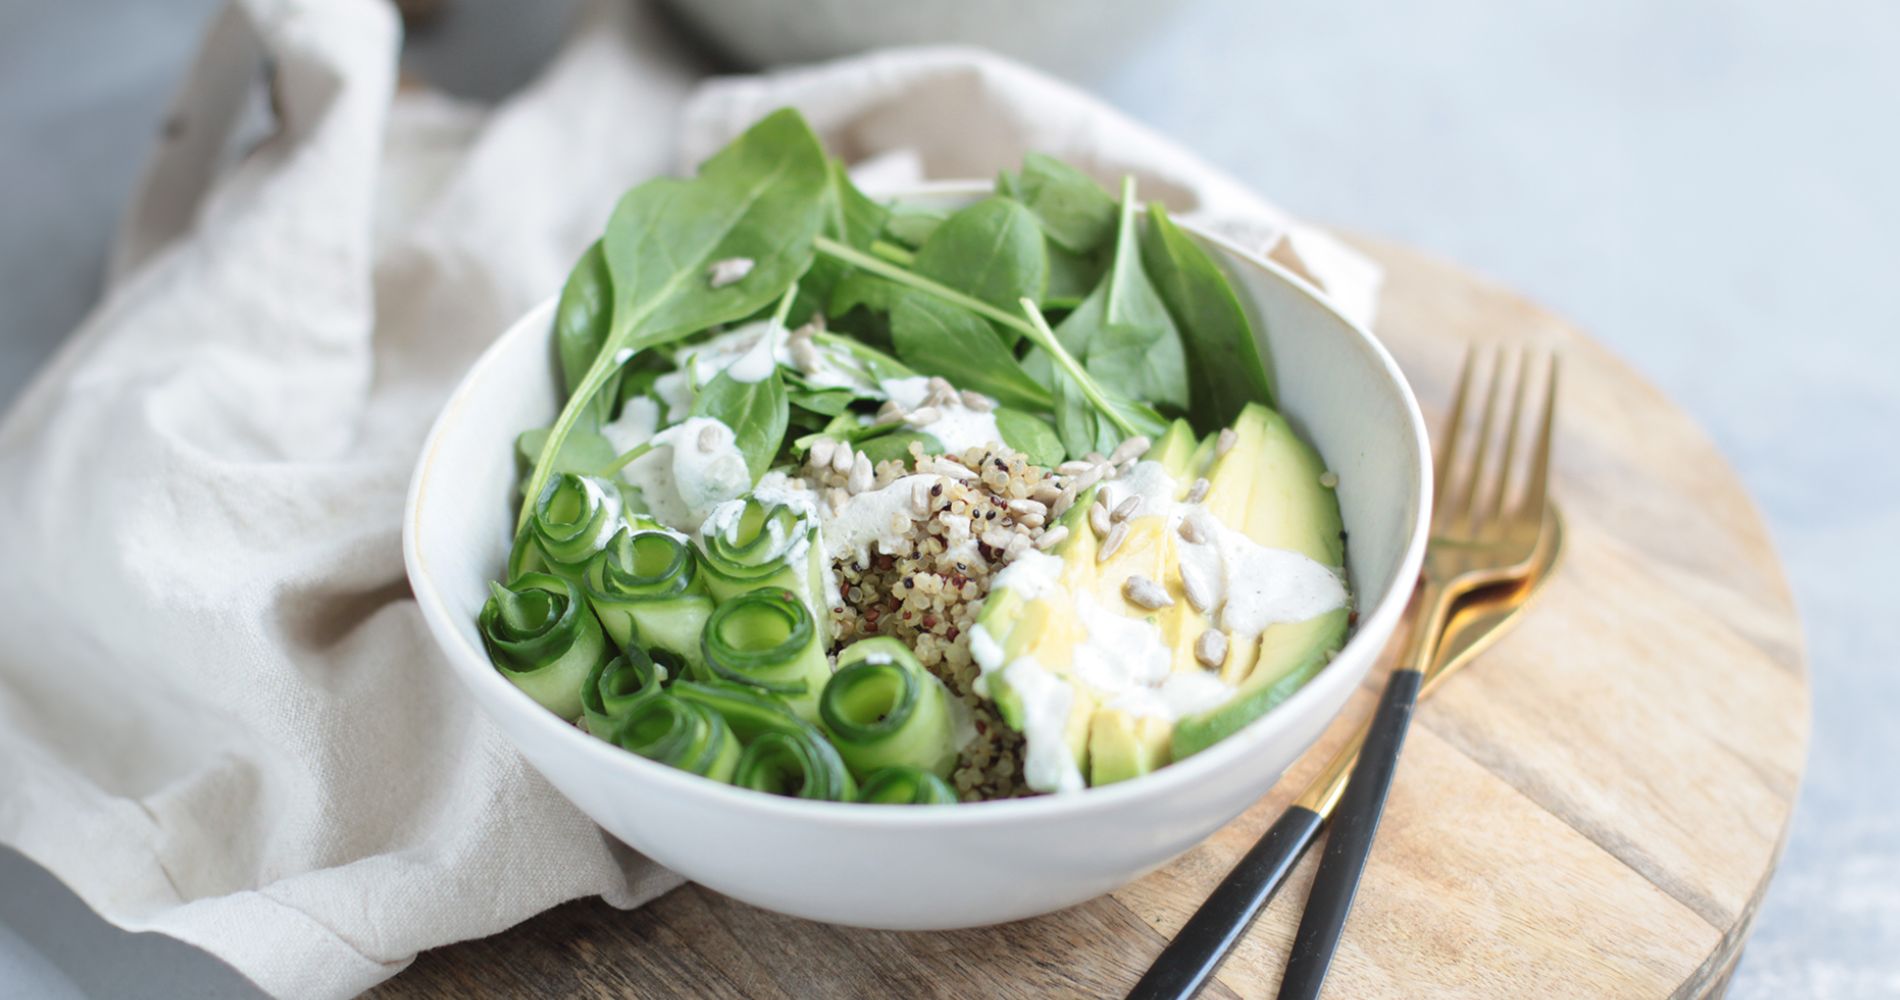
372;237;1809;1000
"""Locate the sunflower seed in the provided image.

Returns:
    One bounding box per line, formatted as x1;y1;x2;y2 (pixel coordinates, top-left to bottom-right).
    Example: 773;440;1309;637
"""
961;390;994;412
934;461;977;482
706;257;754;288
790;338;823;375
906;406;941;427
1109;435;1151;466
1051;483;1080;517
1056;460;1095;477
1177;513;1207;545
1097;521;1130;562
1195;629;1229;669
831;442;855;474
1035;525;1071;551
809;438;837;470
1085;452;1108;466
875;399;906;426
1111;496;1142;522
1004;533;1033;559
1073;464;1106;492
1123;574;1173;610
848;453;874;494
1030;482;1064;505
1185;477;1210;504
1181;561;1216;612
1007;498;1048;518
1216;427;1238;456
927;377;957;404
1088;502;1111;538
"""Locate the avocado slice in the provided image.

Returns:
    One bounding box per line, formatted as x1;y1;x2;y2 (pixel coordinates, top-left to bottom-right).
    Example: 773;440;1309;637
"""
978;407;1348;786
1171;404;1349;760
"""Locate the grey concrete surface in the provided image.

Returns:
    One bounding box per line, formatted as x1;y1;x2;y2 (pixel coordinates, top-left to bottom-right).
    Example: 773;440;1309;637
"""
2;0;1894;996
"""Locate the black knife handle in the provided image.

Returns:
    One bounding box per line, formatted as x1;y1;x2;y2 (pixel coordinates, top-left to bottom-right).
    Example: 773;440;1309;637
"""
1125;805;1328;1000
1274;666;1425;1000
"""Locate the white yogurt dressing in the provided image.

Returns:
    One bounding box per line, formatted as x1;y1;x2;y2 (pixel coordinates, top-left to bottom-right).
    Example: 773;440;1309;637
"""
617;417;751;531
600;396;660;454
989;548;1063;601
1072;593;1173;695
878;376;1003;453
820;473;942;565
1000;656;1085;794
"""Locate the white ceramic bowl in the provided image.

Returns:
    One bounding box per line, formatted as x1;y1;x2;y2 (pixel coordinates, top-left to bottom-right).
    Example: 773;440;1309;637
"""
657;0;1200;80
403;184;1430;929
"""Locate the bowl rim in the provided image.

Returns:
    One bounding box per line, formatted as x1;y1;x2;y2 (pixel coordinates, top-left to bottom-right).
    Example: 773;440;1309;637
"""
402;181;1431;829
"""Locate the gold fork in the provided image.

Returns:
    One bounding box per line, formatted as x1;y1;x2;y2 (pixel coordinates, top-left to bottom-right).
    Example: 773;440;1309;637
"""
1273;346;1561;1000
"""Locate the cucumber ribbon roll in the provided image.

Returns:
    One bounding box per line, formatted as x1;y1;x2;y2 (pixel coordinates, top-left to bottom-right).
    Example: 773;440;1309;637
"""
819;637;958;778
700;588;832;723
583;527;713;674
581;646;667;737
671;679;807;743
613;694;740;782
511;472;624;580
734;726;857;801
696;496;825;620
479;572;608;721
857;766;959;805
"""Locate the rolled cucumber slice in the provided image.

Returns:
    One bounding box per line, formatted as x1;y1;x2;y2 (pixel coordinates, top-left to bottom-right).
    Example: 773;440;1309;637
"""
510;472;623;581
671;679;808;743
479;572;609;721
733;726;857;801
819;637;958;779
611;694;741;782
580;648;667;738
584;527;713;675
697;496;826;620
857;766;959;805
699;588;832;722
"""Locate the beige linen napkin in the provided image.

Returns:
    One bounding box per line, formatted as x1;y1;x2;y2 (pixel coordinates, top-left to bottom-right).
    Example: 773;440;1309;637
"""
0;1;1379;997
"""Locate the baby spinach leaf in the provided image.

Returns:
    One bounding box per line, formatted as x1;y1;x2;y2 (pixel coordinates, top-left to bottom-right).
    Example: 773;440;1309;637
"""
889;294;1052;411
1015;152;1118;254
1018;297;1167;455
857;429;943;466
554;240;613;401
884;205;946;248
1044;241;1108;310
912;197;1049;320
515;425;616;497
1045;178;1188;412
797;158;889;323
994;408;1065;466
520;108;829;528
691;370;789;482
786;383;857;416
1140;203;1276;424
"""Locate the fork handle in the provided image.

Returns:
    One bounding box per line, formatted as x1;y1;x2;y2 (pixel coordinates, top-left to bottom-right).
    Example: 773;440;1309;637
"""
1124;805;1327;999
1273;666;1424;1000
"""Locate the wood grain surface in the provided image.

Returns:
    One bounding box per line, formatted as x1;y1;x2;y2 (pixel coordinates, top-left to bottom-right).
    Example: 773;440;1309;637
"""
371;237;1809;999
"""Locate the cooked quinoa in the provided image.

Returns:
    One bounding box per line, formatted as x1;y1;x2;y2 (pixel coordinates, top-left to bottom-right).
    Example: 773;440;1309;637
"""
793;438;1076;801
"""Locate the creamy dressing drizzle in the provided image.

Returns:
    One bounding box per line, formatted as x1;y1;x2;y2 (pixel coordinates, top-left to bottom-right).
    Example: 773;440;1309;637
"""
1001;656;1085;794
879;376;1003;453
617;417;751;532
820;473;944;566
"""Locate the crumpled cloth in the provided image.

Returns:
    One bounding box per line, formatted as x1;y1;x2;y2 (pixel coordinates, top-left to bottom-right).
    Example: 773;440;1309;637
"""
0;1;1379;996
